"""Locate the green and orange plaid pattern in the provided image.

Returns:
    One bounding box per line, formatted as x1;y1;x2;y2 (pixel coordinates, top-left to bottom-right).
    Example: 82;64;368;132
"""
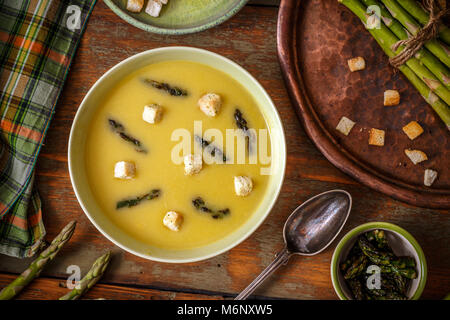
0;0;95;258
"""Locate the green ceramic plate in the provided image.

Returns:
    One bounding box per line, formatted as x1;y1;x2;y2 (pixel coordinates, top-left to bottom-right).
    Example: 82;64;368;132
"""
103;0;249;35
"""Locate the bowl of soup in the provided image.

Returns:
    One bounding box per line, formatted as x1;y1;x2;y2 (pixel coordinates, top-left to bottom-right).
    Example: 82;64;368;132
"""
69;46;286;263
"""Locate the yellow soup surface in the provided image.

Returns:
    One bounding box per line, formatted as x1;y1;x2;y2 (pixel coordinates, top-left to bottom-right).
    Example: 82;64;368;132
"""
85;60;272;250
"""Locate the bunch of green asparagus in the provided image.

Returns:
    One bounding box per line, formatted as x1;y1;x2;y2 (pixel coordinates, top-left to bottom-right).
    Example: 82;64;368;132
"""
0;221;111;300
340;230;417;300
338;0;450;130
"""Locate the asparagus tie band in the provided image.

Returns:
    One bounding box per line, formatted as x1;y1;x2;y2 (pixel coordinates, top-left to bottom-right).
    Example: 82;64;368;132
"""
390;0;449;67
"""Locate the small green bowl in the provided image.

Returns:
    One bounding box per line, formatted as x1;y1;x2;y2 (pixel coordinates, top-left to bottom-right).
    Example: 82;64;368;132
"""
331;222;427;300
104;0;249;35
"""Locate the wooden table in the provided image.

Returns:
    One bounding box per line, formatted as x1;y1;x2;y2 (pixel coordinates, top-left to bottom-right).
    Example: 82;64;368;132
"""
0;0;448;300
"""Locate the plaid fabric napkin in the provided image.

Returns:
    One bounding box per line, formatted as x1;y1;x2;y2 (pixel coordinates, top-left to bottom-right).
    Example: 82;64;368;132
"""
0;0;96;258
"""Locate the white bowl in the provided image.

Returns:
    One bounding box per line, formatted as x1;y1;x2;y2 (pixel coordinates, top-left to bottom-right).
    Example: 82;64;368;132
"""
68;46;286;263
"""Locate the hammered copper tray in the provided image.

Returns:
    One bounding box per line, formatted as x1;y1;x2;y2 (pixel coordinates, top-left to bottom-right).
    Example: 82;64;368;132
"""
277;0;450;209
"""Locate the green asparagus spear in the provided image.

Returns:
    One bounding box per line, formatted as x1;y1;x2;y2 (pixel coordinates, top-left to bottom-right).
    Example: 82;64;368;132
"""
380;265;417;279
192;197;230;219
339;0;450;129
348;279;366;300
358;236;394;265
363;0;450;104
142;79;188;97
362;0;450;88
340;259;353;272
391;256;416;268
387;272;408;295
368;288;407;299
359;237;417;279
116;189;161;209
344;254;368;279
0;221;77;300
381;0;450;68
194;135;227;163
108;119;147;154
396;0;450;45
59;251;111;300
365;229;389;248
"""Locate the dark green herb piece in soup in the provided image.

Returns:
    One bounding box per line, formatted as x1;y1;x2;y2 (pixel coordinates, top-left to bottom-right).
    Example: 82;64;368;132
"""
192;197;230;219
108;118;147;153
116;189;161;209
142;78;188;97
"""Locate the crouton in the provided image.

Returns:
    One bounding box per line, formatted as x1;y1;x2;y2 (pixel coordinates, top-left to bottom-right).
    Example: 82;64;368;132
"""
114;161;135;179
198;93;222;117
143;104;163;124
404;149;428;165
234;176;253;197
384;90;400;106
145;0;162;17
368;128;385;146
336;116;356;136
347;57;366;72
126;0;144;12
163;211;183;231
424;169;438;187
402;121;423;140
184;154;202;175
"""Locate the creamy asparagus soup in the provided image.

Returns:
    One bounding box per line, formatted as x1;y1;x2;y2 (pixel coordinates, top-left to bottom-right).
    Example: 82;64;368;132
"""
85;60;272;250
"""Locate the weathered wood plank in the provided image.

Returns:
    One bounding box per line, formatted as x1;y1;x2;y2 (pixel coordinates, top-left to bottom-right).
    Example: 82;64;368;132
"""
0;2;448;300
0;273;224;300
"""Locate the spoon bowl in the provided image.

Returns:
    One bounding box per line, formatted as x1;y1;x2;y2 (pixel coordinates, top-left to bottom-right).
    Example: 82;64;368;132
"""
284;190;351;255
235;189;351;300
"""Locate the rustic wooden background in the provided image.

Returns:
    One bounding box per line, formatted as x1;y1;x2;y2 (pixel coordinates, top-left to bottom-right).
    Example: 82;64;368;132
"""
0;0;448;300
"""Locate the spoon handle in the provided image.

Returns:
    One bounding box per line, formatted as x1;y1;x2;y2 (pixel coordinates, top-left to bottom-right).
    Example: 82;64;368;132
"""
234;247;291;300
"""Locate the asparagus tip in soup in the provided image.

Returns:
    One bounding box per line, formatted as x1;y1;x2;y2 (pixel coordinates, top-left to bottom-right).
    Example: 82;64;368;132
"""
194;135;227;163
108;118;147;153
234;108;256;153
141;78;188;97
192;197;230;219
116;189;161;209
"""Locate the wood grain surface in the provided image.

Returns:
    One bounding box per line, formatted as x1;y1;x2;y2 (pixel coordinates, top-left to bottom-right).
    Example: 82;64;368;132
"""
0;0;448;300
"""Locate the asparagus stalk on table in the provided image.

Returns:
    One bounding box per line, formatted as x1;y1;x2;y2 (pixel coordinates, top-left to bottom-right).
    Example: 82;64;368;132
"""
59;251;111;300
396;0;450;45
362;0;450;89
338;0;450;129
0;221;77;300
380;0;450;68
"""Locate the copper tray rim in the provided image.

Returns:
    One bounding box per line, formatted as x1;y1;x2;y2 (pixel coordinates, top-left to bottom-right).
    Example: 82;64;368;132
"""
276;0;450;209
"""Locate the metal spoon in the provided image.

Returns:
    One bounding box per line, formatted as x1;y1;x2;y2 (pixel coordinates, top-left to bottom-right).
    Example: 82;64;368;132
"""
235;189;352;300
